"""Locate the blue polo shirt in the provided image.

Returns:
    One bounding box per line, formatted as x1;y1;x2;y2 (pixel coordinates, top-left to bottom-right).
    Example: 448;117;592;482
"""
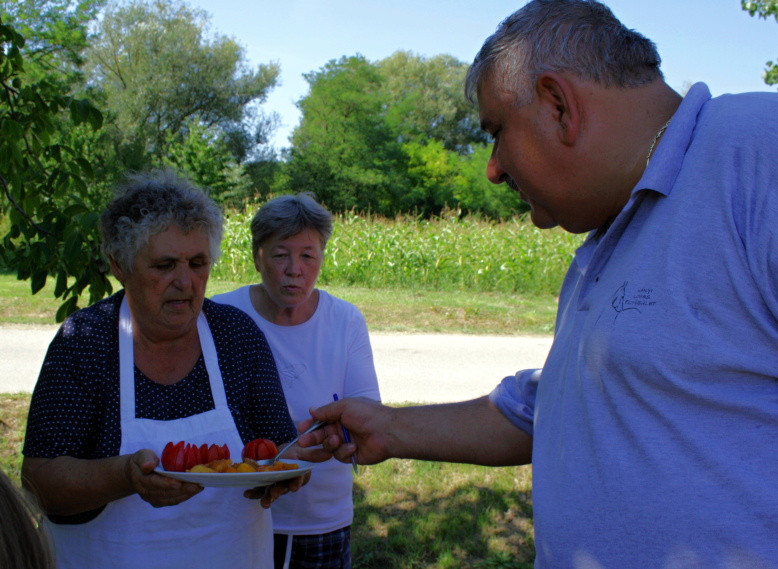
491;83;778;568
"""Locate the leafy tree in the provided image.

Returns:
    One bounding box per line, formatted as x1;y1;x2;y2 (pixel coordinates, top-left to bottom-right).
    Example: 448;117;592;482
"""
285;55;407;215
400;140;457;216
285;51;526;218
0;16;107;321
86;0;280;170
377;51;489;153
0;0;105;84
450;145;528;219
163;119;251;208
742;0;778;85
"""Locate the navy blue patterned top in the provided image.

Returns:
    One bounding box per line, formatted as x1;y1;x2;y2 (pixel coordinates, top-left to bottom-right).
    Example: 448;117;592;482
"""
23;290;295;463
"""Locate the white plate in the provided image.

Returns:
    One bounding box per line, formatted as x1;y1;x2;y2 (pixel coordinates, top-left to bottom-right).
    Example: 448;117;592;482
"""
154;460;314;488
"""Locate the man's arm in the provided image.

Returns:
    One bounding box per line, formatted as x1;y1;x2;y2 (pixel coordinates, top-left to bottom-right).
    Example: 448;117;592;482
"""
299;395;532;467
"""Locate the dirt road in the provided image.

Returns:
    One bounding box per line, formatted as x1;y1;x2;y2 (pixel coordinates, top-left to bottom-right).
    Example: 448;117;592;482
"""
0;324;552;403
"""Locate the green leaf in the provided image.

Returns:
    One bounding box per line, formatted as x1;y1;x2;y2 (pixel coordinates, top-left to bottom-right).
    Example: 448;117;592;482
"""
56;296;79;323
63;232;82;261
55;270;68;297
31;269;47;294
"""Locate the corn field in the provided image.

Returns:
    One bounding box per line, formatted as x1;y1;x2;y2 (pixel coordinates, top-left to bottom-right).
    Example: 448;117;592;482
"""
212;208;583;296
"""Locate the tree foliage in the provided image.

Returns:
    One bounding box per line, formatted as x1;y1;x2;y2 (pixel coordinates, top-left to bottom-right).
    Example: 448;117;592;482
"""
0;15;108;320
742;0;778;85
285;55;407;214
86;0;280;169
284;51;526;219
377;51;489;152
0;0;105;83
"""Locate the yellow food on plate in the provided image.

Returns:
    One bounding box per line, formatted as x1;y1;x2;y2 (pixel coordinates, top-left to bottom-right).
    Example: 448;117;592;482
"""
235;461;256;473
257;461;298;472
188;464;216;473
185;459;299;473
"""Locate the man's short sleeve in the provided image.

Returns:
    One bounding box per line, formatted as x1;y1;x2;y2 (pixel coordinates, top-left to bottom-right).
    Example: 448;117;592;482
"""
488;368;540;437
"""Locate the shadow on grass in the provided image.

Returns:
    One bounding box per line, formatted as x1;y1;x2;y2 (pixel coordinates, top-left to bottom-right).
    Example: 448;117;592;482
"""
352;461;534;569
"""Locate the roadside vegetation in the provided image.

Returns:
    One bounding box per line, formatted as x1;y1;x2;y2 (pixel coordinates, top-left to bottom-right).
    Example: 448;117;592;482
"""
3;209;580;334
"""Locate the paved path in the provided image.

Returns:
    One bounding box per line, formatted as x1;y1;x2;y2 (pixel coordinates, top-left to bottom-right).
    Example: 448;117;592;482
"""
0;324;552;403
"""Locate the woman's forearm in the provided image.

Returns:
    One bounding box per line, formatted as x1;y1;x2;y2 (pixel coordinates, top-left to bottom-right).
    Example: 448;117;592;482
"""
22;455;136;516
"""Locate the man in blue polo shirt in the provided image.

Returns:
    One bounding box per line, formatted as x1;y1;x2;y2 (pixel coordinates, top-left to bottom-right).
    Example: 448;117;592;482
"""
302;1;778;567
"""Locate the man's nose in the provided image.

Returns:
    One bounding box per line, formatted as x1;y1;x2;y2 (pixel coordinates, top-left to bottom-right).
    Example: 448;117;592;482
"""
486;152;506;185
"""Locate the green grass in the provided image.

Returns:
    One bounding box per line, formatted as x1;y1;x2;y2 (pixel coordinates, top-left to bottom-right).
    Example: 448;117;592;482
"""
1;274;559;336
2;210;578;334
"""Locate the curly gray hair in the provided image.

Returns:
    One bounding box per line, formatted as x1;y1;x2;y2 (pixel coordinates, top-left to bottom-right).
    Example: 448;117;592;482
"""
465;0;663;107
99;170;223;273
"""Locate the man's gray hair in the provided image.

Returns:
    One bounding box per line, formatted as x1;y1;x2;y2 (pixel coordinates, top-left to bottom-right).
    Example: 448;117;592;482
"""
465;0;663;106
251;192;333;257
99;169;223;273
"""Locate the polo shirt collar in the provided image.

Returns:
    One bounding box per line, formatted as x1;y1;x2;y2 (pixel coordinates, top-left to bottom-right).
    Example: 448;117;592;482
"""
633;82;712;198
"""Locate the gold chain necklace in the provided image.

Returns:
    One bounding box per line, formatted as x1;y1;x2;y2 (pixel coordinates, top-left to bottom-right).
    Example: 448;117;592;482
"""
645;119;672;166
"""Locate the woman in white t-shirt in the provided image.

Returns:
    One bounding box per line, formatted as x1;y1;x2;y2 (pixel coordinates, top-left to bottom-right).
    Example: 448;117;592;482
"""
212;192;380;569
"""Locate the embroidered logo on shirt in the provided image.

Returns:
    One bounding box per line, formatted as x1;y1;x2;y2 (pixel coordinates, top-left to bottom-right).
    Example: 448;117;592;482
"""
611;282;656;319
278;363;307;390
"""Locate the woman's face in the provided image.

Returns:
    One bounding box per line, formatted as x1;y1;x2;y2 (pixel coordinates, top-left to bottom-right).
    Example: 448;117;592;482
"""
255;229;323;311
112;224;212;339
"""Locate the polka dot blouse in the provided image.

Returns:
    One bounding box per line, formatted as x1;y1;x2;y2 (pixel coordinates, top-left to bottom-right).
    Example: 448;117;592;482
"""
23;292;296;462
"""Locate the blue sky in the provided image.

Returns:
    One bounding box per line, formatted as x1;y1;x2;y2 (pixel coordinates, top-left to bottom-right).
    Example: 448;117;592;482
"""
186;0;777;148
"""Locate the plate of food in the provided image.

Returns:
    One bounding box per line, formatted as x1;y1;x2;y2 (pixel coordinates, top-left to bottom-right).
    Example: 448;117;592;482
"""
155;460;315;488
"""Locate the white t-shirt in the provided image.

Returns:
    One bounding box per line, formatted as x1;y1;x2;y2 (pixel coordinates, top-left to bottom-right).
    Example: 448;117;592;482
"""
212;286;381;535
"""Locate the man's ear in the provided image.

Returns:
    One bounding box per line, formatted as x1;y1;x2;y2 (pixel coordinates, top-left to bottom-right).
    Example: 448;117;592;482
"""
535;71;580;146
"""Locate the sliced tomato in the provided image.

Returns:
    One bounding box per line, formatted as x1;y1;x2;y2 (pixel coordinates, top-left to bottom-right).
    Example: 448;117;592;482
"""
183;444;201;471
161;441;186;471
162;441;231;471
242;438;278;461
199;443;210;464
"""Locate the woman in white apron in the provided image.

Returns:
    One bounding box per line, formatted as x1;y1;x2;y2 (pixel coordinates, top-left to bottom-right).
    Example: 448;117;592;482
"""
21;171;314;569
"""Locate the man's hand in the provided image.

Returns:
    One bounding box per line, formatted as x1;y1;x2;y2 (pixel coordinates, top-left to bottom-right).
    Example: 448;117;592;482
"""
298;397;394;466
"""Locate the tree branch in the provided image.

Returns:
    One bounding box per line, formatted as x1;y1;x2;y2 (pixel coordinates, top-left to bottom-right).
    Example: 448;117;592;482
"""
0;172;51;235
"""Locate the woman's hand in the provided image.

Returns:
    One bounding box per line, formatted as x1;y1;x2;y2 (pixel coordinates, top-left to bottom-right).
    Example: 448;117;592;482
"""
126;449;203;508
244;471;312;508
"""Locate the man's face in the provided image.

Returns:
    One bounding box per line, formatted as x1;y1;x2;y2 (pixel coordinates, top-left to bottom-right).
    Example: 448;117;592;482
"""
478;77;566;230
478;73;617;234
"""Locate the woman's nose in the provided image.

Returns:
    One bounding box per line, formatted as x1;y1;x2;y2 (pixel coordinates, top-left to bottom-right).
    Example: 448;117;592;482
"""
285;256;301;275
173;264;193;288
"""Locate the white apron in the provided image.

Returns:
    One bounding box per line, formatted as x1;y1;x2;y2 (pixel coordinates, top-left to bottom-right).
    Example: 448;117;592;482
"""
47;297;273;569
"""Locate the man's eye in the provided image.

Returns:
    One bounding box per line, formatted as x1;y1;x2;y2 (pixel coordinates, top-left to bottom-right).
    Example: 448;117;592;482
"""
156;262;173;270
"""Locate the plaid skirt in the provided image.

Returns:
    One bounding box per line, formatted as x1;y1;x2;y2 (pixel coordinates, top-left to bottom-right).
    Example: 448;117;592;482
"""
273;527;351;569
